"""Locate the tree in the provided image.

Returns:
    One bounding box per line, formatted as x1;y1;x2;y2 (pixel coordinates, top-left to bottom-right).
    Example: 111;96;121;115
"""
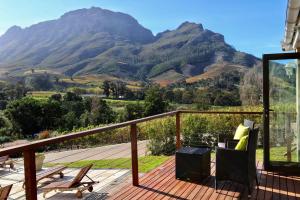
181;90;194;104
214;92;240;106
50;93;62;101
173;89;183;103
0;112;12;136
62;111;79;131
163;89;174;102
102;80;110;97
144;86;168;116
239;65;263;105
194;89;211;110
25;74;53;90
89;97;116;125
63;92;82;102
123;103;144;121
90;97;116;125
109;81;127;99
5;97;43;136
40;100;63;130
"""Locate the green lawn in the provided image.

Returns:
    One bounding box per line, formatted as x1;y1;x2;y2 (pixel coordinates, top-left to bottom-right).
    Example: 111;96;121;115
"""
45;147;295;174
46;155;169;173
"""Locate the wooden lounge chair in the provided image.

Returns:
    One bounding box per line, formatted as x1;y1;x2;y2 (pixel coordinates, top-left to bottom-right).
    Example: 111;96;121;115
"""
22;165;67;188
0;184;13;200
43;164;98;198
0;156;14;170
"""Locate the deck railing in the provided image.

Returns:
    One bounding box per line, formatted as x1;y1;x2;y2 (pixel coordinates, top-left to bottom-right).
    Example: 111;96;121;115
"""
0;110;263;200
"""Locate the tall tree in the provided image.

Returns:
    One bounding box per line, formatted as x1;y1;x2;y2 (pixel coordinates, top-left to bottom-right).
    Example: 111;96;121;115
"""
144;86;168;116
102;80;110;97
239;65;263;105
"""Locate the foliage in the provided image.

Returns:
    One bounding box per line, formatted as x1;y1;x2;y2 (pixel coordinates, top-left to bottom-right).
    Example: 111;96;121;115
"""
181;115;211;146
102;80;110;97
144;85;168;116
5;97;44;136
145;117;176;155
0;112;13;136
25;74;53;91
122;103;144;121
240;66;263;105
4;92;117;135
0;82;27;110
0;136;12;144
89;97;116;125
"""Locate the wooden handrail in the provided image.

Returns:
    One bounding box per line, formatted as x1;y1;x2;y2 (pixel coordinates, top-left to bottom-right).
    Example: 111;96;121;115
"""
179;110;263;115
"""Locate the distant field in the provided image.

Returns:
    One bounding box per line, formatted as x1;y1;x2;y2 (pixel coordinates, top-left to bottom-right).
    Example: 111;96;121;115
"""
61;74;118;86
27;91;65;99
105;99;144;107
60;75;142;89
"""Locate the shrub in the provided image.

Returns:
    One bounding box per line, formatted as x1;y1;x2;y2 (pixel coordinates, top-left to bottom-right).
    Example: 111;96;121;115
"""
123;103;144;121
0;136;12;144
144;117;176;155
181;115;212;147
0;112;12;136
144;86;168;116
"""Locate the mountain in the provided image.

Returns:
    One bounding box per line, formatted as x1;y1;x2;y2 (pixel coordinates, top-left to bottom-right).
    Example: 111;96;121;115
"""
0;7;261;83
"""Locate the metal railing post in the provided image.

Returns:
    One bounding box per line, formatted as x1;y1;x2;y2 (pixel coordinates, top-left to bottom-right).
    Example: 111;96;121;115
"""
176;112;181;149
23;149;37;200
130;124;139;186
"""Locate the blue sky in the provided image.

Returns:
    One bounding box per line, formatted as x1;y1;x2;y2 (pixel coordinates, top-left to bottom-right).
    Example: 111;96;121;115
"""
0;0;287;57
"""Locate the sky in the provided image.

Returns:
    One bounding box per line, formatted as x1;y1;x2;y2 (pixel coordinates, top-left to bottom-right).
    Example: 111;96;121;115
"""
0;0;287;57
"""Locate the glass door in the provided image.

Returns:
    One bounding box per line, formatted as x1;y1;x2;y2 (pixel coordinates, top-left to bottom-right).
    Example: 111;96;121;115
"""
263;53;300;173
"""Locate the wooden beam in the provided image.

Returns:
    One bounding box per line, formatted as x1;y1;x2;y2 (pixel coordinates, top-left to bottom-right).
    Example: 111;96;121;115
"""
23;149;37;200
130;124;139;186
176;112;181;149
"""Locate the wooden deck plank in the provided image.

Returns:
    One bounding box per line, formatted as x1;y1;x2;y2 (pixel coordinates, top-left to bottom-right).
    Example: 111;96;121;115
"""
279;174;288;199
286;174;296;200
292;175;300;198
272;172;281;200
109;158;300;200
250;161;263;200
110;159;174;200
264;171;273;200
125;168;174;199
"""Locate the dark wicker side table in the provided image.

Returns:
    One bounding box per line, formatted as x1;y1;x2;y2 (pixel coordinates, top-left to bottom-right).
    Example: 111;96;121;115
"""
175;146;211;181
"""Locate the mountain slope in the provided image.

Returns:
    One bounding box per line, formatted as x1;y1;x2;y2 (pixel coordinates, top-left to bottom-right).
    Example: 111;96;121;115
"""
0;7;261;82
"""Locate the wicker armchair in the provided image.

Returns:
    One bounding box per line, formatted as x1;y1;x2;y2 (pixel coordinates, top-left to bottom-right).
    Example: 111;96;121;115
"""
218;119;255;148
215;128;259;194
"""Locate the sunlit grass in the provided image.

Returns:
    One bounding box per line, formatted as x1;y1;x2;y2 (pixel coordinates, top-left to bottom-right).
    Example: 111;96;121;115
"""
45;155;170;173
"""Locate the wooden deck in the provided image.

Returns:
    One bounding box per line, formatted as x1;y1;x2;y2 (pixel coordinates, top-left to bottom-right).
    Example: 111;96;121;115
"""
109;157;300;200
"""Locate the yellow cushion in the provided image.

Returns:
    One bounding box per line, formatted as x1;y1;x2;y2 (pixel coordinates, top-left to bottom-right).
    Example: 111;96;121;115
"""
233;124;250;140
235;135;248;151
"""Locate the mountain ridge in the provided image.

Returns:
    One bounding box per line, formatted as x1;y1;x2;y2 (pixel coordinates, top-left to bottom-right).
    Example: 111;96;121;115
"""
0;7;261;83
